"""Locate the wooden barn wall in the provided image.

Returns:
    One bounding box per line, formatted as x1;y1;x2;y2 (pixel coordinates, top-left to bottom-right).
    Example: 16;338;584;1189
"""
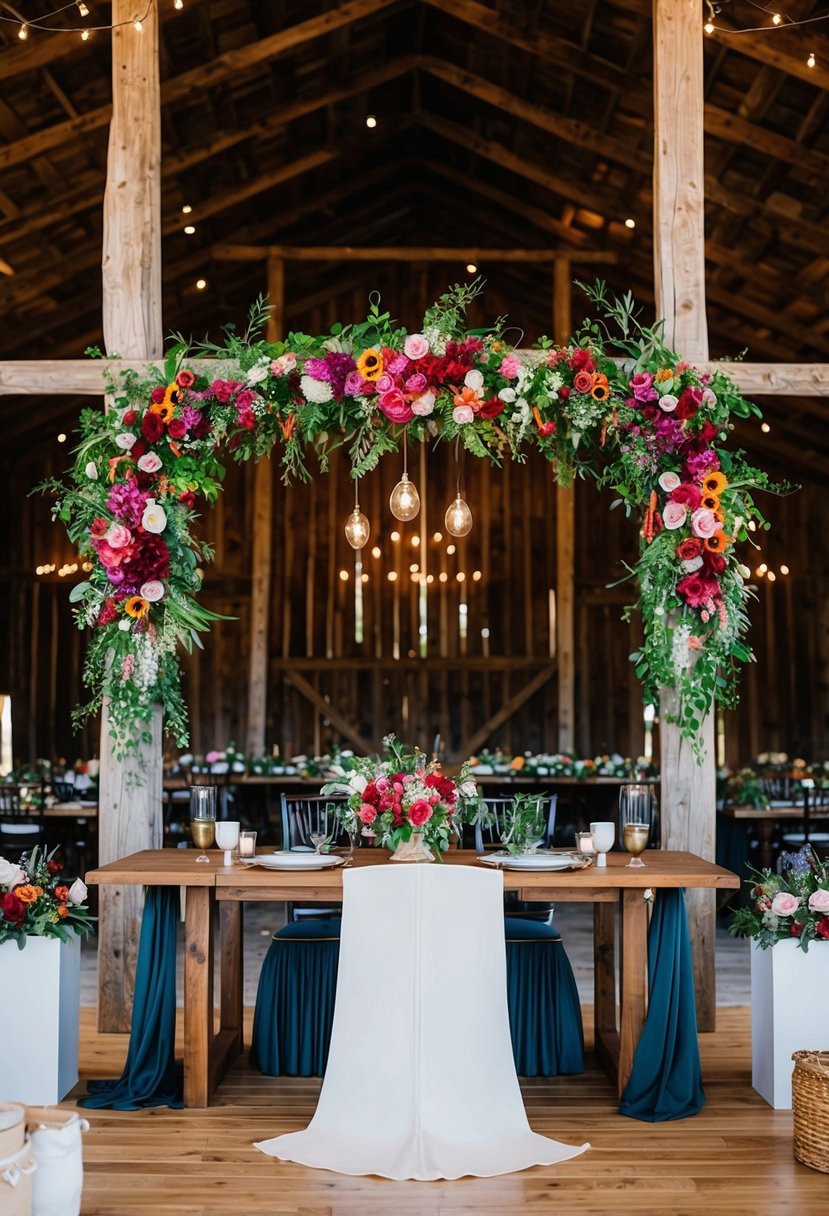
1;409;827;769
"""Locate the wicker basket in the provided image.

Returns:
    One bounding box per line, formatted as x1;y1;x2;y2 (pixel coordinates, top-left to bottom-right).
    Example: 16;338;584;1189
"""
792;1051;829;1174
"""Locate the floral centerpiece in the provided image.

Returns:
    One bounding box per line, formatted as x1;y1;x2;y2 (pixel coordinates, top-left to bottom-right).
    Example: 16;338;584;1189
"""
719;767;769;809
40;281;779;760
729;845;829;952
0;847;94;950
322;734;480;859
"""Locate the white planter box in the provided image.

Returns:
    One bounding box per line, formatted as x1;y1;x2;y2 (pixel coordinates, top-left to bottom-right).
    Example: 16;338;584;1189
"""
0;935;81;1104
751;938;829;1109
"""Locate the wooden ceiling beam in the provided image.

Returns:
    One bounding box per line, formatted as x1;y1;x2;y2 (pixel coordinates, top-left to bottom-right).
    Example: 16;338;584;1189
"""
214;245;616;263
0;0;407;172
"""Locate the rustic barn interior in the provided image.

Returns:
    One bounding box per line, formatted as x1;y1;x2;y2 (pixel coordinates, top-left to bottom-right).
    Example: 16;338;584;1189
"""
1;1;828;1213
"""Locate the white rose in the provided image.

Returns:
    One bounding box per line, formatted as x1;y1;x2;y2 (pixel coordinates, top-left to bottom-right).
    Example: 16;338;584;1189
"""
659;394;678;413
118;618;132;631
141;500;167;534
140;580;165;602
460;780;478;798
68;877;88;906
658;471;681;492
464;369;484;392
349;773;368;794
115;432;136;450
0;858;26;888
85;461;99;480
411;391;435;416
137;452;162;474
246;364;269;385
498;387;517;403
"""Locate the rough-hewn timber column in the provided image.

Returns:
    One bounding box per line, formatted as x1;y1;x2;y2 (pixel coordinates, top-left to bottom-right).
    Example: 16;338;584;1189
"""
245;255;281;755
98;0;163;1032
653;0;717;1030
553;256;575;753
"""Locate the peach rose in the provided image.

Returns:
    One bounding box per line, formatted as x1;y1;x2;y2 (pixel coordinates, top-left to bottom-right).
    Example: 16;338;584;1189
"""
808;889;829;914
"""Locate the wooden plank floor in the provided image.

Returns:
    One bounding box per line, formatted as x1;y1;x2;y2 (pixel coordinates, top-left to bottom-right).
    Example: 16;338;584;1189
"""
69;1006;827;1216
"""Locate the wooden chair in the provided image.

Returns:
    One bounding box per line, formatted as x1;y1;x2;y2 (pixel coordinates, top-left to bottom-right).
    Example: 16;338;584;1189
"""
280;793;349;922
0;784;45;861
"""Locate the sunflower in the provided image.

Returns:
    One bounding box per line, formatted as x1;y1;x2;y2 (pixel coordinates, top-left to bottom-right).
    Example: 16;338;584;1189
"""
590;372;611;402
124;595;150;618
150;400;175;423
356;349;383;381
702;472;728;495
704;532;731;553
701;492;721;513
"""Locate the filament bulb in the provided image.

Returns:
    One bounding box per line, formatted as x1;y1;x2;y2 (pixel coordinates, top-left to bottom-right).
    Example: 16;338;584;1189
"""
389;473;421;521
445;494;473;537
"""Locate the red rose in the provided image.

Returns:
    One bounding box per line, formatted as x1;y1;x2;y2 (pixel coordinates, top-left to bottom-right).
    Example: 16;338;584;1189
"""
676;574;718;608
97;597;119;626
641;405;659;422
122;409;138;426
1;892;26;923
238;409;256;431
790;920;804;937
47;859;61;875
130;440;147;459
424;774;442;789
141;412;164;443
150;386;167;405
176;370;196;389
675;386;702;420
676;538;703;561
409;800;434;828
557;386;570;401
478;396;504;420
179;491;196;510
569;348;595;373
670;483;702;511
702;551;727;574
167;418;187;439
817;917;829;940
90;517;109;539
697;421;718;443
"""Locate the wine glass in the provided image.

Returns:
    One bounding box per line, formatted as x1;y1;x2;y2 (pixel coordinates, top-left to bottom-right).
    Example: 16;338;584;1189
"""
309;830;330;854
215;819;240;866
190;785;217;863
618;784;653;868
589;821;615;868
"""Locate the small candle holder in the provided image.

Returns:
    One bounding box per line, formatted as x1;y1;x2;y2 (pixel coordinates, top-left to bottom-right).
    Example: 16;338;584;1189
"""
239;829;257;858
575;831;595;855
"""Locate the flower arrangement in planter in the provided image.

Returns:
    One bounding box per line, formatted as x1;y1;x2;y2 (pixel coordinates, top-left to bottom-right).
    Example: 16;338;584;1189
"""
0;847;93;950
322;734;480;859
729;845;829;952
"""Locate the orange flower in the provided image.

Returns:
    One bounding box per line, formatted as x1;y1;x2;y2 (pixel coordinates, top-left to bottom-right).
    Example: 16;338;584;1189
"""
57;904;69;918
702;472;728;495
510;756;525;771
453;385;481;411
150;400;175;424
356;349;383;381
54;885;69;901
656;368;674;382
701;492;720;513
590;372;611;401
124;595;149;619
15;884;43;904
280;413;296;441
704;532;731;553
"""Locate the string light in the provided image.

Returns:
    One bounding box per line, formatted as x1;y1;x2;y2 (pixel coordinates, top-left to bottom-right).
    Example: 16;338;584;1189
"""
390;530;400;542
772;12;782;24
195;278;207;290
704;20;714;34
439;572;448;583
182;204;193;214
807;51;816;68
339;569;349;582
624;218;636;229
365;115;377;128
183;224;195;235
446;544;456;555
18;22;27;38
76;1;89;15
57;432;67;443
80;27;89;38
761;421;771;432
344;480;370;550
780;564;789;575
174;0;183;7
387;571;397;582
411;534;420;547
133;19;142;30
409;563;419;574
433;531;442;542
766;570;777;582
371;545;381;558
466;263;477;274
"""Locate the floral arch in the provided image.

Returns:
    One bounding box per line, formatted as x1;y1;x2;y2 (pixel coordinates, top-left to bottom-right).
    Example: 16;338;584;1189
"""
43;281;779;761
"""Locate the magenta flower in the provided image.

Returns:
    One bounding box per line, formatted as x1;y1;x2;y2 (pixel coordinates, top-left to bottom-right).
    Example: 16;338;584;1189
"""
344;370;366;396
303;357;331;382
630;372;658;402
378;390;414;424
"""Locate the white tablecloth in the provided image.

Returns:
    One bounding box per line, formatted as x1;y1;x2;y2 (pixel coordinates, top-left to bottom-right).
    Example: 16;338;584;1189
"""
255;863;589;1180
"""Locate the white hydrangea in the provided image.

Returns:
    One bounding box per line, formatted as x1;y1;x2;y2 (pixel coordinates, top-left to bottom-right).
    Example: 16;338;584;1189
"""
423;325;446;357
671;621;694;677
300;374;333;404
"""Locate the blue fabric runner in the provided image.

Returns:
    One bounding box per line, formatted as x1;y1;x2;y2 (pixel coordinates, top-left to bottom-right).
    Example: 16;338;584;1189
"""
80;886;182;1110
619;887;705;1121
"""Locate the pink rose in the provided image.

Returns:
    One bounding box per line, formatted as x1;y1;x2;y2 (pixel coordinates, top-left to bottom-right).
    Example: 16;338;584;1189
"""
343;370;366;396
412;391;436;416
662;501;687;530
658;471;681;492
140;580;165;602
374;777;389;794
659;394;678;413
770;892;801;916
405;372;427;395
630;371;658;402
691;508;720;539
358;804;377;825
105;523;132;549
808;889;829;913
378;390;414;424
271;353;296;375
376;373;395;393
409;800;434;828
499;354;522;379
573;370;593;394
453;404;474;424
702;388;717;407
137;452;162;474
387;355;409;376
115;432;136;450
404;333;429;360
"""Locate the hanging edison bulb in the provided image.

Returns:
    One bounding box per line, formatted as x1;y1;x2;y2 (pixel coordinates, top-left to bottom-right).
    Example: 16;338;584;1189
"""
345;505;370;549
389;472;421;521
445;494;473;537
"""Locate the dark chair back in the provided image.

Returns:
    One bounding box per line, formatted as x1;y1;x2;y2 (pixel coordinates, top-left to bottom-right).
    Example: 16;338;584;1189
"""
761;775;801;805
474;795;558;853
280;794;349;850
0;783;45;861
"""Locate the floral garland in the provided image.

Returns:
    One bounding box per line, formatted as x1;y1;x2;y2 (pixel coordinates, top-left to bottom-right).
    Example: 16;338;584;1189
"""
40;282;782;758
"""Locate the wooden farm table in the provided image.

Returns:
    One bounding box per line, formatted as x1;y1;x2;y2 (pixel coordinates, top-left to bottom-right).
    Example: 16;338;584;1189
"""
86;848;738;1108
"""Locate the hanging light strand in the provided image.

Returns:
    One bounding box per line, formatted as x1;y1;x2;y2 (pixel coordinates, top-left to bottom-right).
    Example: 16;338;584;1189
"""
344;475;370;550
0;0;171;37
444;440;473;537
389;431;421;522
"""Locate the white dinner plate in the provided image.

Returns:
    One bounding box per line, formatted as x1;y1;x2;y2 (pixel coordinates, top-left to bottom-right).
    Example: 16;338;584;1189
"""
477;851;588;872
240;852;344;871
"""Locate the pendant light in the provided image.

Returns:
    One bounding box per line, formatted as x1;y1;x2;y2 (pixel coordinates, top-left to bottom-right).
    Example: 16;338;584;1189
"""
344;478;370;550
445;441;472;536
389;433;420;521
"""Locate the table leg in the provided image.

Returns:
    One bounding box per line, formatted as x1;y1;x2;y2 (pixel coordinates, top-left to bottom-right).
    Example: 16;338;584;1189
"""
593;900;619;1084
219;900;243;1057
617;888;648;1096
755;819;776;871
184;885;214;1108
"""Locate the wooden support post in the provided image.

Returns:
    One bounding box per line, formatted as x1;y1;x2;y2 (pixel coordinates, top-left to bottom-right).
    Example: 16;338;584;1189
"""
244;256;280;756
653;0;716;1030
553;257;575;753
97;0;163;1033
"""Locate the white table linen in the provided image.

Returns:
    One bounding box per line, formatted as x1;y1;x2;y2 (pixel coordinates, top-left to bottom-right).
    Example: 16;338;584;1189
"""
255;863;589;1180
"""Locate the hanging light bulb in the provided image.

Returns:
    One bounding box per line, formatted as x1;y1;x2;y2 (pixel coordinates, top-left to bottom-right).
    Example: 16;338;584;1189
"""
389;472;420;521
345;506;370;550
445;494;473;537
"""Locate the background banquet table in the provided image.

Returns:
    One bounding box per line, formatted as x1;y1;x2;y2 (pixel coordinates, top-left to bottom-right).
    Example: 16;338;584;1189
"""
86;848;738;1108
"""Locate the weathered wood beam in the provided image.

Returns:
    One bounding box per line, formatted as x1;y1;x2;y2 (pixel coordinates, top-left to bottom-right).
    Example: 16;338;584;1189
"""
653;0;716;1033
214;244;615;263
0;0;403;171
3;359;827;398
98;0;163;1036
284;669;377;756
457;664;555;760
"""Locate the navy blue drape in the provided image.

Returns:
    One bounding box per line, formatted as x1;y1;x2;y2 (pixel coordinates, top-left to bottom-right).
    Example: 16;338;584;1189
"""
619;887;705;1121
80;886;182;1110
